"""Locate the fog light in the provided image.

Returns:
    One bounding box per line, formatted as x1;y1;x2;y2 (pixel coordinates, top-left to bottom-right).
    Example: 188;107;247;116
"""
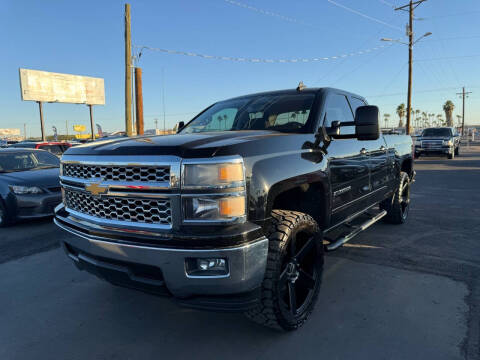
185;258;229;277
197;258;226;271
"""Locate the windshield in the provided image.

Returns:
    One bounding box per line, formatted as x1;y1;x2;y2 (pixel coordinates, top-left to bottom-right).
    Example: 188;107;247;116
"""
180;93;316;134
0;151;60;173
422;128;452;137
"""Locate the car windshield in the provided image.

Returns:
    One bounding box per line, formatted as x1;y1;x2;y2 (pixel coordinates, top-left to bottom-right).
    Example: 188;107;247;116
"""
180;93;316;134
422;128;452;137
0;151;60;173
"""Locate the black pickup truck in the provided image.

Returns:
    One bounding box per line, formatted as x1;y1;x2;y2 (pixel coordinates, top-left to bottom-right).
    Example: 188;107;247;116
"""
55;87;414;330
414;127;461;159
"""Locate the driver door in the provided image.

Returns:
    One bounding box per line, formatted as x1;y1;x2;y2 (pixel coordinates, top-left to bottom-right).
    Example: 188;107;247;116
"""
324;93;371;225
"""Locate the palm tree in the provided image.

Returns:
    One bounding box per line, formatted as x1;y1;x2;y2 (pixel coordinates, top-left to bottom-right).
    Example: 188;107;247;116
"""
422;112;428;128
443;100;455;127
396;103;406;128
384;113;391;128
436;114;445;126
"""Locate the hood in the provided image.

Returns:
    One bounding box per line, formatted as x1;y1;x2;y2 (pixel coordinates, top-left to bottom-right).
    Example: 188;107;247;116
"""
65;131;294;158
0;167;60;188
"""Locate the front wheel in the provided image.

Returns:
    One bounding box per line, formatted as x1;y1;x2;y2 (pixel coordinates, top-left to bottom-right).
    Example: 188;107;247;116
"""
455;146;460;156
380;171;411;224
245;210;324;331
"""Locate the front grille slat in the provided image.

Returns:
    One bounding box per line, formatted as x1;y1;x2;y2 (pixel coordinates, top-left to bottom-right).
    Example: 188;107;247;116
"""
64;189;171;226
63;163;170;183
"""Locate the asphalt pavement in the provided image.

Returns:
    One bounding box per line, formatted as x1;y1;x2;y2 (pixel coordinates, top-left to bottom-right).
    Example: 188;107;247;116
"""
1;145;479;360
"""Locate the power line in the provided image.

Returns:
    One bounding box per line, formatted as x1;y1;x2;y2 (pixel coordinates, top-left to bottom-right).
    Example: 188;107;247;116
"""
134;44;392;64
378;0;396;8
326;0;403;31
223;0;312;27
368;85;478;98
415;54;480;61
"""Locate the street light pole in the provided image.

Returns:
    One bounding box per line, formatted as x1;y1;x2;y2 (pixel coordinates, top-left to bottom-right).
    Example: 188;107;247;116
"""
388;0;429;135
406;0;413;135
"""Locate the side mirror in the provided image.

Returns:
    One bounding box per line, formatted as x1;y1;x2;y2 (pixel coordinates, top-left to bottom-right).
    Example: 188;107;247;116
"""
355;106;380;141
177;121;185;133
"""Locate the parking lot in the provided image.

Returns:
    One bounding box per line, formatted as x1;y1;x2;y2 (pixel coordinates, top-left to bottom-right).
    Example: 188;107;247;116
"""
1;145;479;360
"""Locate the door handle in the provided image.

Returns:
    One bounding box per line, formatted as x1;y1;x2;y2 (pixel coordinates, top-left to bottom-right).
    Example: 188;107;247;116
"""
380;145;386;151
360;148;367;155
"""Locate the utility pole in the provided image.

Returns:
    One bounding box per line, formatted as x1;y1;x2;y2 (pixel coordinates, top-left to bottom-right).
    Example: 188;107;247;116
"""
24;123;27;141
125;3;133;136
456;87;472;137
154;118;158;135
162;68;166;134
134;67;144;135
38;101;46;141
394;0;428;135
66;120;69;137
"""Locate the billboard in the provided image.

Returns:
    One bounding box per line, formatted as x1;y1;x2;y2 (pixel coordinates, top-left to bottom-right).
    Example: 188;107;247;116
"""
0;129;21;136
73;124;86;132
19;69;105;105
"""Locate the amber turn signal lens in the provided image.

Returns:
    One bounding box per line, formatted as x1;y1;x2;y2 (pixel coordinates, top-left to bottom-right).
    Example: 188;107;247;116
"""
218;163;243;183
219;196;245;217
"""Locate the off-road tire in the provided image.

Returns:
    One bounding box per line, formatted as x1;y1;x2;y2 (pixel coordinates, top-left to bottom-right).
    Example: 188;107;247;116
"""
0;201;9;227
245;210;324;331
380;171;411;224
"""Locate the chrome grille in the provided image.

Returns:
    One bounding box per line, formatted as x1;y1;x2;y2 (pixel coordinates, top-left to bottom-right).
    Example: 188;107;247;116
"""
422;140;443;147
62;163;170;183
64;189;171;225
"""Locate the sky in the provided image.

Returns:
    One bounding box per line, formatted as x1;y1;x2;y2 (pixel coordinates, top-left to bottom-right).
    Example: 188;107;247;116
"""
2;0;480;137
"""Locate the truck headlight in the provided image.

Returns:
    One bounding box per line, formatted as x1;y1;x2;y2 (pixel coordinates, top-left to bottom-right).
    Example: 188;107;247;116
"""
182;158;244;189
10;185;44;194
443;139;453;146
183;195;246;222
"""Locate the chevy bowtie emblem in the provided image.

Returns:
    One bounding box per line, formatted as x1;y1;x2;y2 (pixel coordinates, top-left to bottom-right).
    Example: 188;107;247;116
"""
85;182;109;196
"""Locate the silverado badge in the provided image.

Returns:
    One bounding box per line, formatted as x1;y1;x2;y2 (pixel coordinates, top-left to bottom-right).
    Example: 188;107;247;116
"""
85;182;109;196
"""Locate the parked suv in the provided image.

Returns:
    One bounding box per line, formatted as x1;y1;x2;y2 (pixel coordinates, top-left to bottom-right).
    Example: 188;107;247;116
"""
55;87;414;330
415;127;460;159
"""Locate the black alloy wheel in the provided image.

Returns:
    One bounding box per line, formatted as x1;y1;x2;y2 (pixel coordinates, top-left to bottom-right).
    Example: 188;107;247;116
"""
245;210;324;330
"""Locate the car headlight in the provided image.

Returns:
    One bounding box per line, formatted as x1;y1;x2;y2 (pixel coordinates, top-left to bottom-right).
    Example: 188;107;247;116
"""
182;159;244;189
443;139;453;146
182;157;246;223
10;185;44;194
183;195;246;222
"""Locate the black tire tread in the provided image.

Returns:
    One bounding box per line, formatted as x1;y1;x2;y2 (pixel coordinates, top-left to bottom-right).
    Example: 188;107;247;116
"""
245;210;323;331
380;171;410;224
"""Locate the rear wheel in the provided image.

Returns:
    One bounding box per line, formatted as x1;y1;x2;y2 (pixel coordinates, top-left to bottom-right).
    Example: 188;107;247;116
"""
380;171;411;224
0;202;9;227
245;210;324;331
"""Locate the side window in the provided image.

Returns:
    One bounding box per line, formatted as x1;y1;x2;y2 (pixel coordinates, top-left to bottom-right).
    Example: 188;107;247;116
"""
349;97;366;116
324;94;355;135
40;145;62;155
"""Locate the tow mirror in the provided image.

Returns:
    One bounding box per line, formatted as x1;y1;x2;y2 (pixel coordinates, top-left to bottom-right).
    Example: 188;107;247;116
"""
355;106;380;141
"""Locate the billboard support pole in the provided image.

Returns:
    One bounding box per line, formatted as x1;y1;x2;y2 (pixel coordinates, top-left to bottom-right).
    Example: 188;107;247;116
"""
88;104;95;140
38;101;46;142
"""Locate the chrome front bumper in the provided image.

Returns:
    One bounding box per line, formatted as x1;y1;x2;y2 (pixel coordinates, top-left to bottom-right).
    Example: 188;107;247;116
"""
55;218;268;298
